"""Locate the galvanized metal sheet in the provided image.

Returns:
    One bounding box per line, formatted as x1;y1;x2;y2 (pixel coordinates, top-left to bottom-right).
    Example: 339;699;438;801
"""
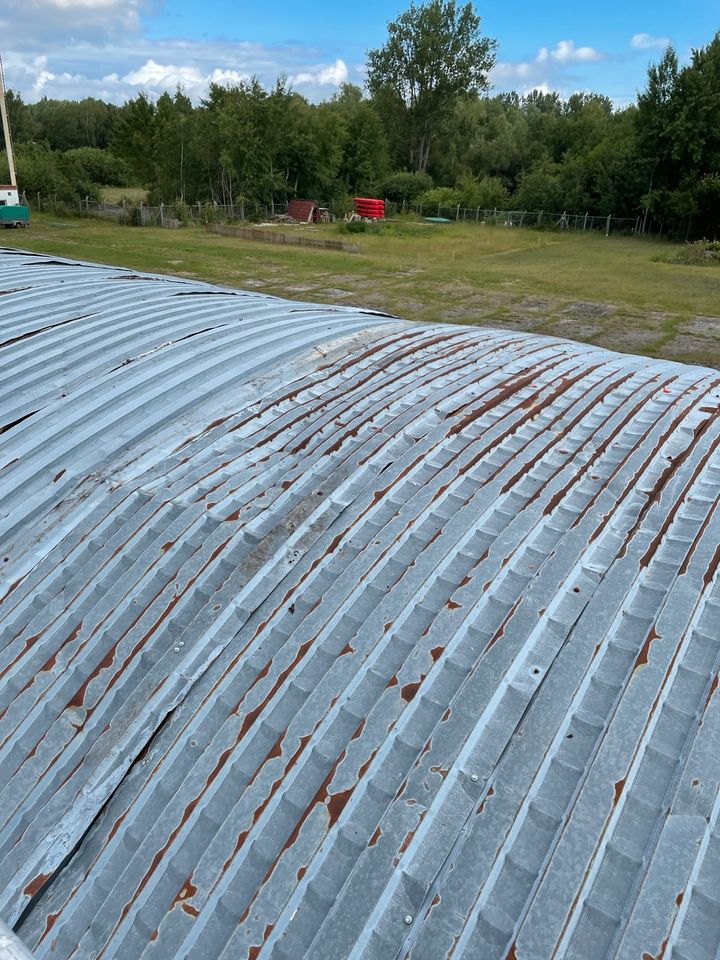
1;249;719;960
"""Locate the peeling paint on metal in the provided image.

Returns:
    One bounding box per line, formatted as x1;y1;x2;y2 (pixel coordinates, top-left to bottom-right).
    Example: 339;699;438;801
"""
1;249;720;960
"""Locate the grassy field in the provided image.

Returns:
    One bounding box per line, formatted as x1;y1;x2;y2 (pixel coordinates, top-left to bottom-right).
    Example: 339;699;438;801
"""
99;186;148;203
3;213;720;366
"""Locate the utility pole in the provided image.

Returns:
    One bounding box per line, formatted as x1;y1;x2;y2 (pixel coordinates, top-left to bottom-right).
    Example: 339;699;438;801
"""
0;53;18;188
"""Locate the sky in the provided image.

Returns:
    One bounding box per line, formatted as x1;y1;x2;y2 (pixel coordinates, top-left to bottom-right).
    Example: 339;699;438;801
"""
0;0;717;108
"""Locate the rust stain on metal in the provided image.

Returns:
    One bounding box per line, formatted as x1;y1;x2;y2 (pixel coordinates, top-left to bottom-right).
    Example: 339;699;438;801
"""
477;786;495;814
703;542;720;588
401;675;425;703
635;628;660;669
23;871;52;897
641;429;720;568
613;778;627;805
484;598;522;653
42;912;61;938
705;674;719;709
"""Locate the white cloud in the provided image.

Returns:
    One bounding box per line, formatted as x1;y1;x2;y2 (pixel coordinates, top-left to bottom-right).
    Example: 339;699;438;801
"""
122;60;205;88
291;59;348;86
2;42;357;104
631;33;670;50
490;39;607;100
537;40;605;64
208;69;249;86
1;0;143;38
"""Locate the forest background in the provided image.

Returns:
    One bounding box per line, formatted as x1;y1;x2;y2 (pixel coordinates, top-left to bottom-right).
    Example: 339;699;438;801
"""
1;2;719;240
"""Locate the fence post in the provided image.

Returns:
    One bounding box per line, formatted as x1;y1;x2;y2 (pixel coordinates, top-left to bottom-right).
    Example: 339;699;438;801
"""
538;211;543;227
605;214;611;237
519;210;525;228
476;206;480;221
122;198;127;224
37;192;41;212
160;203;164;227
437;203;441;217
583;212;588;231
456;204;460;221
139;201;144;226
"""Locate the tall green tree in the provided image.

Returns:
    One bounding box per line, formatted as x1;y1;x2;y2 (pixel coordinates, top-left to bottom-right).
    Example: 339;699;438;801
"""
110;93;156;186
366;0;496;172
152;89;194;201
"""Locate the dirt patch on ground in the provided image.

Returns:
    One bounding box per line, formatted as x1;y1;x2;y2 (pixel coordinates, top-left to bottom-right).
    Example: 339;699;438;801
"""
318;288;353;299
563;301;618;319
542;317;603;341
682;316;720;337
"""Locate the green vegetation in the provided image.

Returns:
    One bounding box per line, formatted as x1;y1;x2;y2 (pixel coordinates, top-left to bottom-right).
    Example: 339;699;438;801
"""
672;239;720;265
1;4;719;239
366;0;496;172
4;213;719;366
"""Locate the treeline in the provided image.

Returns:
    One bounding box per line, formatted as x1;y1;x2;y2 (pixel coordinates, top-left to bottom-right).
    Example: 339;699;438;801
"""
1;30;719;238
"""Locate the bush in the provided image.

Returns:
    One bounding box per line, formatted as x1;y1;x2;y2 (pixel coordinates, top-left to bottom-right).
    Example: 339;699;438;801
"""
63;147;129;186
457;175;510;210
380;170;433;203
339;219;369;234
416;186;462;208
672;239;720;265
512;162;564;212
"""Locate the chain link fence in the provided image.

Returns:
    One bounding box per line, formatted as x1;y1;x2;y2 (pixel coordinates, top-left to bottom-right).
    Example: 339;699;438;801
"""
31;195;290;226
386;201;643;235
29;193;648;237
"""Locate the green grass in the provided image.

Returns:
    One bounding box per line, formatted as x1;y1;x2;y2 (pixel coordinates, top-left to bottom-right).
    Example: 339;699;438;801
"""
4;213;720;367
99;186;147;203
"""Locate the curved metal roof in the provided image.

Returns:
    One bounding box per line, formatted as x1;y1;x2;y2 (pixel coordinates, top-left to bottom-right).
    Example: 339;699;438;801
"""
1;248;720;960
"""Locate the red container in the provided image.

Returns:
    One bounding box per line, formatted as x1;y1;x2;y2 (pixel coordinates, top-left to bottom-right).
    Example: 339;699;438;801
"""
353;197;385;219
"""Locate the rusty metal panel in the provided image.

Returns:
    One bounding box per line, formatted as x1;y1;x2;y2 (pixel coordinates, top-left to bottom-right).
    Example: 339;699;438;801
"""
1;248;720;960
286;200;318;223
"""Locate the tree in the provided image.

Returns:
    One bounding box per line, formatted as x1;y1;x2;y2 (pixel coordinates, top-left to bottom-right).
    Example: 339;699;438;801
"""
152;89;194;201
328;87;390;194
366;0;496;172
110;93;156;186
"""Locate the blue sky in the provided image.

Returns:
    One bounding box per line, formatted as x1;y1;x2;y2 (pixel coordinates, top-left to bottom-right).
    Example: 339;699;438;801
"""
0;0;717;106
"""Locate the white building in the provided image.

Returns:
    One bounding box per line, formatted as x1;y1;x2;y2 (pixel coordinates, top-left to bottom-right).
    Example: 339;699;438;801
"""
0;184;19;206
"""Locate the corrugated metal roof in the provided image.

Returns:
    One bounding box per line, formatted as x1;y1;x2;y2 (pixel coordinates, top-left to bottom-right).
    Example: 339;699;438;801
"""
1;248;720;960
287;200;318;223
